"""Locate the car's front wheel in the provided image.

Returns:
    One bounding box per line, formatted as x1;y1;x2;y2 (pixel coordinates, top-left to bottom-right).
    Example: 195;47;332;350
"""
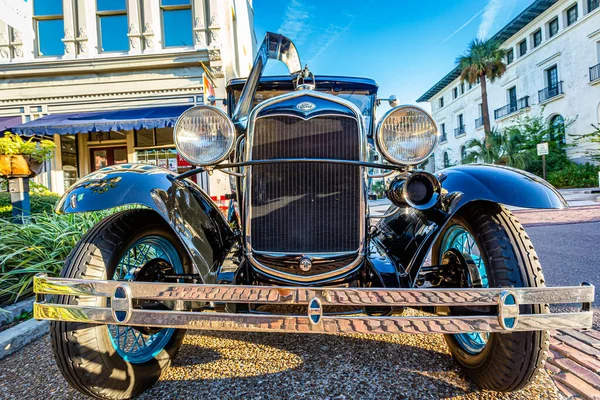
51;209;190;399
432;202;549;392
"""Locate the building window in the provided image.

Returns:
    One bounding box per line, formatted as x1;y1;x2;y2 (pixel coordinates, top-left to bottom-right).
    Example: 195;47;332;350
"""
439;96;444;109
549;17;559;38
161;0;193;47
518;39;527;57
508;86;517;108
88;131;125;142
460;83;465;95
589;0;600;13
60;135;79;191
567;4;578;25
507;48;514;64
443;152;450;168
135;128;175;147
547;65;559;89
452;87;458;99
533;29;542;48
440;123;447;142
33;0;64;56
97;0;129;52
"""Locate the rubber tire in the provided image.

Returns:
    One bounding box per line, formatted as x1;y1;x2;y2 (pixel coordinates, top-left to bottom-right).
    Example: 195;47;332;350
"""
432;202;549;392
50;209;190;399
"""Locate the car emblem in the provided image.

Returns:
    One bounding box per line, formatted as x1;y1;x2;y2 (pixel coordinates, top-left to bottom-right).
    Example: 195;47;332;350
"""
299;257;313;272
296;102;316;111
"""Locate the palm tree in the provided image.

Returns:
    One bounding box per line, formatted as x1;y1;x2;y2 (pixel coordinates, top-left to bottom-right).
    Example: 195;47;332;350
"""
457;39;508;134
499;130;531;169
463;128;503;164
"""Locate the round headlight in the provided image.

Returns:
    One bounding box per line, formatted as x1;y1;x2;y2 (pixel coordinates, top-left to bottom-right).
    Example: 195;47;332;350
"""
376;105;438;165
174;105;235;166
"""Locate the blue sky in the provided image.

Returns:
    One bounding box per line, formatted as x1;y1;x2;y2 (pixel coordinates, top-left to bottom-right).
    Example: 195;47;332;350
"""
254;0;533;109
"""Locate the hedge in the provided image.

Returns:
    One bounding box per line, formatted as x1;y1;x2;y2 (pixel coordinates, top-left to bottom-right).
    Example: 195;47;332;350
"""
0;192;60;218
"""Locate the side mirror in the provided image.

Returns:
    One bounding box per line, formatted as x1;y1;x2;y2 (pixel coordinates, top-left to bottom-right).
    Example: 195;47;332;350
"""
377;95;399;107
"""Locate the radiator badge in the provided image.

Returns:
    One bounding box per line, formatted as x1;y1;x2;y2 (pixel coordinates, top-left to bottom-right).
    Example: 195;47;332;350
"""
296;101;316;112
299;257;313;272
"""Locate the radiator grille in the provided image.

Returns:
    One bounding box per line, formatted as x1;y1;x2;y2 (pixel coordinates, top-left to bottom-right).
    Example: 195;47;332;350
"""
250;115;361;253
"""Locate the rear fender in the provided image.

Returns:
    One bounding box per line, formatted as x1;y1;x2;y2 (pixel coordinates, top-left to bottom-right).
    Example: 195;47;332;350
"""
373;164;567;287
56;164;236;284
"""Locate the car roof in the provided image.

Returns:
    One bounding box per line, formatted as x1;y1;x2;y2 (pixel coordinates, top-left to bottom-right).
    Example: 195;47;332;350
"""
226;75;379;94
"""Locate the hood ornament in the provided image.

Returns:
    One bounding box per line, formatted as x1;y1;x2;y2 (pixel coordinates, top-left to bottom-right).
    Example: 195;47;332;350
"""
296;65;315;91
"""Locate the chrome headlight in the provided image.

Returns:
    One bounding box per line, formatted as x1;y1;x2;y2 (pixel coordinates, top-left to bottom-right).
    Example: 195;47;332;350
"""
376;106;438;165
174;105;235;166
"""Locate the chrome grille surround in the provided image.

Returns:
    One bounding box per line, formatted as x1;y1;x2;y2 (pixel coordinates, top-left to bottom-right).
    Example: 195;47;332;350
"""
244;91;368;283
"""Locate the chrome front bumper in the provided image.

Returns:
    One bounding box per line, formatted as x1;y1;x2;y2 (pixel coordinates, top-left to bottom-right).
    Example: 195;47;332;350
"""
33;274;594;335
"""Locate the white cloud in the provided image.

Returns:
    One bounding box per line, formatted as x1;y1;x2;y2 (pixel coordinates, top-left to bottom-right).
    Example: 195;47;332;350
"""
442;7;486;44
277;0;313;45
478;0;517;39
306;21;354;65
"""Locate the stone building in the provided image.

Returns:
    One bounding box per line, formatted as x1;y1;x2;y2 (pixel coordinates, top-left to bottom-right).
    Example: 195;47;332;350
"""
417;0;600;171
0;0;256;194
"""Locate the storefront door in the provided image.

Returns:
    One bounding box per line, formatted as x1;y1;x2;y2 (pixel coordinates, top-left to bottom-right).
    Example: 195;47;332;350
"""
90;146;128;171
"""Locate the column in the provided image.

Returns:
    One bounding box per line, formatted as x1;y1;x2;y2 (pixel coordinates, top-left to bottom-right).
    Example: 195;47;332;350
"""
75;0;97;57
127;0;142;54
142;0;161;52
192;0;207;49
61;0;77;58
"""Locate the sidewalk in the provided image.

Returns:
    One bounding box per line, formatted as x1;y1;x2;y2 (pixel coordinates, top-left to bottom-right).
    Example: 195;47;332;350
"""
514;205;600;227
547;329;600;399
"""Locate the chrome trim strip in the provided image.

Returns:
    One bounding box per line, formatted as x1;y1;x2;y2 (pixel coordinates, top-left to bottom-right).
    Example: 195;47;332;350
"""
247;253;364;283
34;303;593;334
34;275;595;307
243;91;369;282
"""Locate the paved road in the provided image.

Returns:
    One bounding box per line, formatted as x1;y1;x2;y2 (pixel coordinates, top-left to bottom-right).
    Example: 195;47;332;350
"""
526;221;600;328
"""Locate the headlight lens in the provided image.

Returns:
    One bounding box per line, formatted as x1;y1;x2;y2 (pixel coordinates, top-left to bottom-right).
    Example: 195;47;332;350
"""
174;105;235;166
376;106;438;165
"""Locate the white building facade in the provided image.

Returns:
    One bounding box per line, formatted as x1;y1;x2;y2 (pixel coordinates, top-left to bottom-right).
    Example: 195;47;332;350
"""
418;0;600;171
0;0;256;195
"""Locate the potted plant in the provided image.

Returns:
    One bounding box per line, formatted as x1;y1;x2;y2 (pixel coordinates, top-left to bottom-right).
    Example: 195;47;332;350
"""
0;133;56;178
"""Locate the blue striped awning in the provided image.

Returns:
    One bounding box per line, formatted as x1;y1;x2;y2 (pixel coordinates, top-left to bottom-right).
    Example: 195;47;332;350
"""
12;105;192;136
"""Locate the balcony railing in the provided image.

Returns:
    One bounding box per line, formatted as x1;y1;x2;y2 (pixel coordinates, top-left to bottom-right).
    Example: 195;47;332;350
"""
454;125;466;137
591;63;600;83
494;96;529;120
538;81;563;103
475;117;484;129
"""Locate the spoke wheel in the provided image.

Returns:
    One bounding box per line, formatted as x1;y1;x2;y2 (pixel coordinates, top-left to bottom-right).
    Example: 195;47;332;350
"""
431;202;549;392
440;226;489;355
107;236;183;364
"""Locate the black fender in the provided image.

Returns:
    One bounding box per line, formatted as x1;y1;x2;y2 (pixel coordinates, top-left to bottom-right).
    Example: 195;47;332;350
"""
372;164;567;287
56;164;236;284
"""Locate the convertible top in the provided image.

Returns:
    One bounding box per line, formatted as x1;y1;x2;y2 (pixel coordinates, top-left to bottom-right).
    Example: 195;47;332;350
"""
226;75;379;95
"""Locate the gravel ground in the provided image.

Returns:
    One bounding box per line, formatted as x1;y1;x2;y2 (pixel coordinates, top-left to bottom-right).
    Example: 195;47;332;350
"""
0;328;560;399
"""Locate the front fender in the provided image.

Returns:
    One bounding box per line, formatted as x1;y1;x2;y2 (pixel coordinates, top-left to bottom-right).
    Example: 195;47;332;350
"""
438;164;567;212
373;164;566;287
56;164;236;284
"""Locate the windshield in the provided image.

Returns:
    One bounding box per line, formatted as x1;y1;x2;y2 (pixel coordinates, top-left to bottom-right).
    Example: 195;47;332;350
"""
232;88;375;129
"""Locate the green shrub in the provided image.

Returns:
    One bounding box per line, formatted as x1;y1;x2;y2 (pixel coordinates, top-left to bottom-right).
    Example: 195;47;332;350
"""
0;191;61;218
0;212;112;306
547;162;600;189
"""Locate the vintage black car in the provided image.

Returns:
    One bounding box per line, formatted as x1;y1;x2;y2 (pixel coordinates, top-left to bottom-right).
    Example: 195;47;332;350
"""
34;33;594;399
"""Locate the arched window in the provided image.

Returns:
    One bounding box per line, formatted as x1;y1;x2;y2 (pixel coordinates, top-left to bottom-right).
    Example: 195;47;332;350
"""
460;146;467;163
549;114;565;143
443;151;450;168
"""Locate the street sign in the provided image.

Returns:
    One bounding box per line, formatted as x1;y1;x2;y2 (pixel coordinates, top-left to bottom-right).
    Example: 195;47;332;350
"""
537;142;549;156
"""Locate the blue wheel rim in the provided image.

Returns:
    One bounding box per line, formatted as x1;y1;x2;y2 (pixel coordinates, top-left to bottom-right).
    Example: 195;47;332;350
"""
440;226;490;355
107;235;183;364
